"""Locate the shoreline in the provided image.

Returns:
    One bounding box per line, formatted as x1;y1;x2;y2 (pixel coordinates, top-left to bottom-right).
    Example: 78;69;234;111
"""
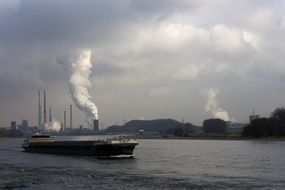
1;135;285;141
136;137;285;141
132;135;285;141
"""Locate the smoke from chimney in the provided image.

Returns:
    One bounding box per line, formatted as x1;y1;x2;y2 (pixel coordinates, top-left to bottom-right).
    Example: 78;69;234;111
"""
201;88;230;121
67;49;99;126
44;118;61;131
56;49;99;127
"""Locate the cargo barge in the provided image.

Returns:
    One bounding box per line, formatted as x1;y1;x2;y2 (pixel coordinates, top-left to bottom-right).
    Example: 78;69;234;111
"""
22;134;138;157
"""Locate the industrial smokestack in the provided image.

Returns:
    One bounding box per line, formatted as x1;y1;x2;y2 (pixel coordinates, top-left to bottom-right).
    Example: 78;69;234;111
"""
64;110;66;131
70;104;73;129
44;90;47;123
93;119;99;133
38;91;42;129
49;107;52;123
40;105;42;130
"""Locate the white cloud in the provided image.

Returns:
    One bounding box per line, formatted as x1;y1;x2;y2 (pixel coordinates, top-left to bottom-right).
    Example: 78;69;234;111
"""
137;22;209;50
250;7;279;30
149;87;172;98
173;62;228;81
173;64;206;80
242;30;260;50
209;24;243;51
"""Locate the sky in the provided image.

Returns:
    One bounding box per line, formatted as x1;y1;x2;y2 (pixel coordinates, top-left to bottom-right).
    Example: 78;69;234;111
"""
1;0;285;128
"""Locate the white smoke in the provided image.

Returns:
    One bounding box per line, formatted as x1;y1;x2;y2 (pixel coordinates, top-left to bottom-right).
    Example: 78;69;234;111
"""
201;88;230;121
68;49;99;122
44;119;61;131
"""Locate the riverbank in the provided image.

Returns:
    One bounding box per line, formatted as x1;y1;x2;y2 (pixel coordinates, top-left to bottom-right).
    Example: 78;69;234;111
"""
131;133;285;141
1;133;285;141
0;129;23;138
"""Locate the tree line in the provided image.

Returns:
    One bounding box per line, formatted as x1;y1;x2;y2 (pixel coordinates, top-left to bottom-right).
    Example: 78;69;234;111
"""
242;107;285;137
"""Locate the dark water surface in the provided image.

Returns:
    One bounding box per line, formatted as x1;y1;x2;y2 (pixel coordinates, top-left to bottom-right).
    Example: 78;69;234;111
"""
0;137;284;189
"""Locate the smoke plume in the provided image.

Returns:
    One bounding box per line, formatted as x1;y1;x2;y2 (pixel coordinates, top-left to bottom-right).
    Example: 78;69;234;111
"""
201;88;230;121
44;119;61;131
68;49;99;122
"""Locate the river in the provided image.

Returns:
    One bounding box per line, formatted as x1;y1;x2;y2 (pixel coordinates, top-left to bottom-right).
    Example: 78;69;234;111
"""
0;137;284;189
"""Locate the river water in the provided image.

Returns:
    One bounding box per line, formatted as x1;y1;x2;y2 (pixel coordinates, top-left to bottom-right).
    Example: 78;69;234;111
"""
0;137;284;189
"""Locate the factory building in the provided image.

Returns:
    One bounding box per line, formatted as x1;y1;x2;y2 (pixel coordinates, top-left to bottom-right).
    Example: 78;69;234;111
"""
18;120;29;134
10;121;16;131
249;110;259;123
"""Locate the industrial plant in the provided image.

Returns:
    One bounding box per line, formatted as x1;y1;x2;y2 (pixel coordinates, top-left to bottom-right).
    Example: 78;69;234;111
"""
7;91;100;136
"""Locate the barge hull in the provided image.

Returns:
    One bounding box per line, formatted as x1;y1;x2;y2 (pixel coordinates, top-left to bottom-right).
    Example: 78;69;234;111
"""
22;141;137;157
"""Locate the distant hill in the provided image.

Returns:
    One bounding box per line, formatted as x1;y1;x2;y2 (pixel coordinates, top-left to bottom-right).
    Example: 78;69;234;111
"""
104;119;200;135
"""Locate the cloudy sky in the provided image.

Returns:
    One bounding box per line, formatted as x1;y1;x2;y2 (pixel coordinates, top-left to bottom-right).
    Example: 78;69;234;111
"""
1;0;285;128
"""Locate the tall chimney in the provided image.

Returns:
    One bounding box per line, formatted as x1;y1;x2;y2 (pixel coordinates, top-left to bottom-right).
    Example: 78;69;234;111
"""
70;104;72;129
38;91;42;129
40;105;42;130
93;119;99;133
44;90;47;124
49;107;52;123
64;110;66;131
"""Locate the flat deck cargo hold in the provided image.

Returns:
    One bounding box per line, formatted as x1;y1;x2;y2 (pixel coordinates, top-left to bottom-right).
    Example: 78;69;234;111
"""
22;134;138;157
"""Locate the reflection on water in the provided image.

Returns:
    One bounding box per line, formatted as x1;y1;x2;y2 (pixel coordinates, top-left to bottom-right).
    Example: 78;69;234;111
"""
0;137;285;189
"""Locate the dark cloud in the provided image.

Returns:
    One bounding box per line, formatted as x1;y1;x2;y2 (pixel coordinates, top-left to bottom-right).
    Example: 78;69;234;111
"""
0;0;285;127
0;1;133;47
130;0;195;18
